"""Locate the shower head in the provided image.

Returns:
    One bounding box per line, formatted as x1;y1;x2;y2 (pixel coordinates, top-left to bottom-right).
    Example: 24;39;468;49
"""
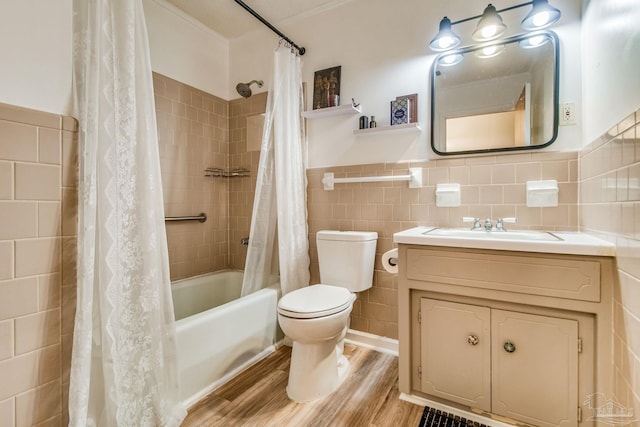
236;80;264;98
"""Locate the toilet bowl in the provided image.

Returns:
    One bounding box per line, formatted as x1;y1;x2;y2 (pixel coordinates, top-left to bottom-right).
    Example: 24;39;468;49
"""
277;284;356;402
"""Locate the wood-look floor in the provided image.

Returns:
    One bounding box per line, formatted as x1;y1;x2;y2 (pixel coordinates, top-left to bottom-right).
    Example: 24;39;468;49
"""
181;344;425;427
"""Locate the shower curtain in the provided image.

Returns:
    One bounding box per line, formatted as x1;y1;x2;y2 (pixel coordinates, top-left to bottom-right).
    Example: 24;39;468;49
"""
242;46;310;296
69;1;186;426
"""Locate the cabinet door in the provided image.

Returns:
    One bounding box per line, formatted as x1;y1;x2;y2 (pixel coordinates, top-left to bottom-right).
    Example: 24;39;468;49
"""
492;309;578;427
420;298;491;411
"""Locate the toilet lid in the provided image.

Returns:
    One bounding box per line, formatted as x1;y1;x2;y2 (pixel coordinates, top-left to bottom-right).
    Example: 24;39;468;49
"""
277;285;355;319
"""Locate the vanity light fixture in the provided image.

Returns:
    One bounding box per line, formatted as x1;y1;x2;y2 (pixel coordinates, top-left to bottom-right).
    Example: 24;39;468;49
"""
472;4;507;42
429;0;561;52
521;0;561;30
429;17;461;51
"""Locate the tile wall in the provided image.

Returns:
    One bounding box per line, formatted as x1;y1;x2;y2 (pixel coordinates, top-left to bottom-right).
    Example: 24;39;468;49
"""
0;102;77;426
306;151;579;339
152;73;230;281
227;93;267;270
579;108;640;415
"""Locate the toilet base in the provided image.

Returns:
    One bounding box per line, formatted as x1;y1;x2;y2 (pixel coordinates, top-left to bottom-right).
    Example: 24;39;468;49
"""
286;339;349;403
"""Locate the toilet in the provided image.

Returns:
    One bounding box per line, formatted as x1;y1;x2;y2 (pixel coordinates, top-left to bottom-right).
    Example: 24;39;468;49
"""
277;230;378;402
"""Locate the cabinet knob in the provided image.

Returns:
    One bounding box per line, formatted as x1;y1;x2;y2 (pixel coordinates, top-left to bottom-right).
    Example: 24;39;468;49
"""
503;341;516;353
467;335;479;345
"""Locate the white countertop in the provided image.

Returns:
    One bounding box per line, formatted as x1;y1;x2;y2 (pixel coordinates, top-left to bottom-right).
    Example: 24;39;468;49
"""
393;226;616;257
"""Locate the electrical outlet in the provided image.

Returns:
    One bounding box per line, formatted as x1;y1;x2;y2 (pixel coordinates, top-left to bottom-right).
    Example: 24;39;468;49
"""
560;102;576;126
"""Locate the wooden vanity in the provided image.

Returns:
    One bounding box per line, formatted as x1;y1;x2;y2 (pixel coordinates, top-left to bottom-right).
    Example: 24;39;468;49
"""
395;227;616;427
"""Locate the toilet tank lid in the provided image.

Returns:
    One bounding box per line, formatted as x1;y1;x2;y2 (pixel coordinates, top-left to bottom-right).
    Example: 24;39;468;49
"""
317;230;378;241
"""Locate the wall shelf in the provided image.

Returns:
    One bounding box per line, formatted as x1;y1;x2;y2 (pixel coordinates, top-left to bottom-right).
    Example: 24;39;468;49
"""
354;122;421;136
302;104;362;119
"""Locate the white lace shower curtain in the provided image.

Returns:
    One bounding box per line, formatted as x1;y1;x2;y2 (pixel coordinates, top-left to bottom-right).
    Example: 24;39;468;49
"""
69;1;186;426
242;46;310;296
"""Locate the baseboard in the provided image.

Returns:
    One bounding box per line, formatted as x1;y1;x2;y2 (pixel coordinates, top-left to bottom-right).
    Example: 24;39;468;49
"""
344;329;399;356
400;393;517;427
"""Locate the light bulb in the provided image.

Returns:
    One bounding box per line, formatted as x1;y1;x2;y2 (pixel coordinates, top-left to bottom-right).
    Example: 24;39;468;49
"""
481;25;498;39
533;11;550;27
437;36;456;50
437;53;464;66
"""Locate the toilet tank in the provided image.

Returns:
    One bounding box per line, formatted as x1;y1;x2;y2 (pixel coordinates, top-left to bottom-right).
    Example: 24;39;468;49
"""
316;230;378;292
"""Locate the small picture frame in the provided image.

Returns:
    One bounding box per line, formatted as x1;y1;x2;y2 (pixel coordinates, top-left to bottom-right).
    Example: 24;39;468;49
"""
396;94;418;123
313;66;341;110
390;98;410;125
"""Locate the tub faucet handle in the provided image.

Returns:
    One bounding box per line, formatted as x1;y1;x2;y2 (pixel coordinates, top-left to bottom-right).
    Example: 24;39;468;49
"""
240;237;249;245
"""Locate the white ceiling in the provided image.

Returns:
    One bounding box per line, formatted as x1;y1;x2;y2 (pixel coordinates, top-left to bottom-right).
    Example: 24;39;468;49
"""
164;0;353;39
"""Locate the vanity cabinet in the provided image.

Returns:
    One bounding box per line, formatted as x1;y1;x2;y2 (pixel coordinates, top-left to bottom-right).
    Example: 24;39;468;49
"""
397;244;614;427
420;298;578;426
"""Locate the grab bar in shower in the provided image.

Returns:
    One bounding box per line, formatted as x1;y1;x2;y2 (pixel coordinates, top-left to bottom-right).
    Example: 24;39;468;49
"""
164;213;207;223
322;168;422;191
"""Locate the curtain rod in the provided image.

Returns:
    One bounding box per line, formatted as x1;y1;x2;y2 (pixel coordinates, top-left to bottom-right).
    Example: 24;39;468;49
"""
233;0;306;56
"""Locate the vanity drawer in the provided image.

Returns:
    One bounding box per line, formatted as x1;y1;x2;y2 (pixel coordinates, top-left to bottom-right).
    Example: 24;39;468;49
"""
406;248;601;302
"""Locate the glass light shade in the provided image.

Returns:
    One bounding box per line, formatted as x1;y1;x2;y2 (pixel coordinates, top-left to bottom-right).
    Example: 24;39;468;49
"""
519;34;551;49
521;0;561;30
472;4;507;42
429;17;461;51
437;53;464;66
475;44;505;58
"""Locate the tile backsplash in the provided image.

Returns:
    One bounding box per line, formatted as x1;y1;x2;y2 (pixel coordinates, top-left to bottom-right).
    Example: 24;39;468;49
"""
306;150;579;338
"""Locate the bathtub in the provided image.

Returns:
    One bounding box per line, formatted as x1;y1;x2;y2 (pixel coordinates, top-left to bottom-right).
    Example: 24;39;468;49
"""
172;270;281;406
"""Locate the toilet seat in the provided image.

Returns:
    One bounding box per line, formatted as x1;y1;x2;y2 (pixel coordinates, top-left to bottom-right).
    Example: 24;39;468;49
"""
277;284;355;319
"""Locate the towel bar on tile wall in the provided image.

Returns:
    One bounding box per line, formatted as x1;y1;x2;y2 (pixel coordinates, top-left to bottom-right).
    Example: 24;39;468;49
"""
321;167;422;191
164;213;207;223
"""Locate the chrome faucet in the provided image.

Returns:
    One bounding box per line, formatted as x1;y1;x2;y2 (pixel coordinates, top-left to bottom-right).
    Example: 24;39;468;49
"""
495;217;517;232
484;218;493;231
462;217;482;231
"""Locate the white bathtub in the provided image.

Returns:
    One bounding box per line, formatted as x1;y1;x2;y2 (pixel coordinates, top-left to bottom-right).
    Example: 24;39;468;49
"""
172;270;281;406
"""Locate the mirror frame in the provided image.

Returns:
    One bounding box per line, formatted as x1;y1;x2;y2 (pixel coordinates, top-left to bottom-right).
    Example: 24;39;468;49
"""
430;31;559;156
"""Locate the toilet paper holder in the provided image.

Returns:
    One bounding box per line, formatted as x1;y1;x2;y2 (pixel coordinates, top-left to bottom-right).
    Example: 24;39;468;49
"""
382;248;399;274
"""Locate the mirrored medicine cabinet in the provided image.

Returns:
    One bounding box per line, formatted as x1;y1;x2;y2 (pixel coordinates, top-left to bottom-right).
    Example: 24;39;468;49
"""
430;31;559;156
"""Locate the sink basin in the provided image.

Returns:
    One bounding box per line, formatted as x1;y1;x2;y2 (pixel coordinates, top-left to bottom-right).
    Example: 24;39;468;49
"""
393;226;616;256
423;228;562;242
